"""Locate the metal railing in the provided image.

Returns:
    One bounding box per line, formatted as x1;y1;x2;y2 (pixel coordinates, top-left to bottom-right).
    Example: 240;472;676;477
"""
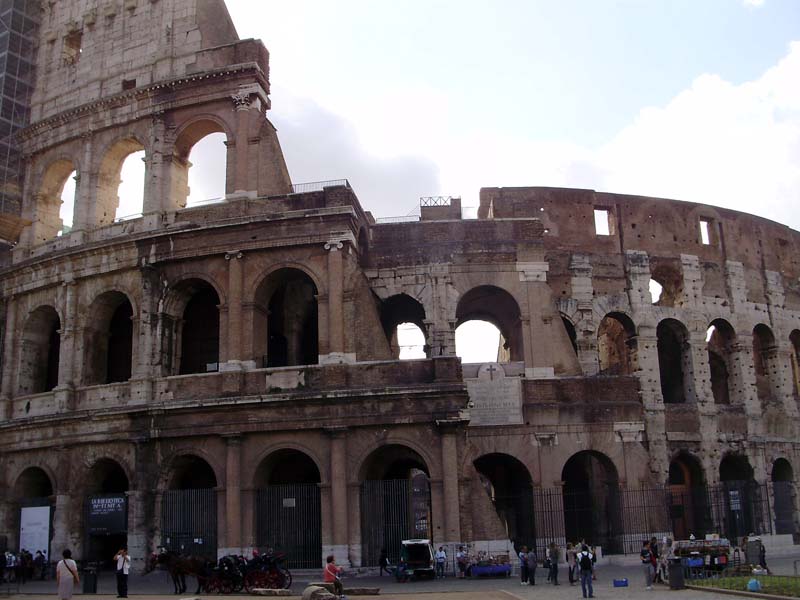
420;195;458;207
374;215;420;224
290;179;350;194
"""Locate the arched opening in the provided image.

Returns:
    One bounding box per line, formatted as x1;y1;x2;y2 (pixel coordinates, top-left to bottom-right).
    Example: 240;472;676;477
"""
12;467;54;557
174;123;227;209
176;281;220;375
562;451;621;553
472;454;534;551
84;459;130;566
161;455;217;558
707;319;736;405
380;294;427;359
719;454;761;541
753;324;777;403
561;316;578;356
18;306;60;395
96;138;146;227
360;445;431;567
254;268;318;368
455;285;522;363
667;453;708;540
598;312;636;375
58;169;78;236
790;331;800;399
83;292;133;385
254;450;321;568
649;263;683;307
772;459;795;535
657;319;691;404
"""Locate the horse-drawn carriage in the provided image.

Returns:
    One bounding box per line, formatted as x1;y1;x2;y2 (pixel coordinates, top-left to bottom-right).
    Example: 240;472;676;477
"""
146;548;292;594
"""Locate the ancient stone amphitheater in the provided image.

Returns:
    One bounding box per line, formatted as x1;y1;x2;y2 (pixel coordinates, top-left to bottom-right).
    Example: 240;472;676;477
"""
1;0;798;569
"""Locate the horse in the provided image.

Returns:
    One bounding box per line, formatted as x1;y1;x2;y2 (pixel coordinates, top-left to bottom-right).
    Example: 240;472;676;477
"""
145;550;213;595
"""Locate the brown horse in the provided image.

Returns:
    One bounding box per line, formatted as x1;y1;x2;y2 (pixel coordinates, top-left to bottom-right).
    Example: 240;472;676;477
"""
145;550;213;595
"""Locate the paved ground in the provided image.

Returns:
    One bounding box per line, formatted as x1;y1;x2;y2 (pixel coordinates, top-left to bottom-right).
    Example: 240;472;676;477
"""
3;556;799;599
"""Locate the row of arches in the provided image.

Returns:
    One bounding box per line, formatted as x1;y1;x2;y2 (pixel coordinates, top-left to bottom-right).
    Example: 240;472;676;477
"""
32;121;228;243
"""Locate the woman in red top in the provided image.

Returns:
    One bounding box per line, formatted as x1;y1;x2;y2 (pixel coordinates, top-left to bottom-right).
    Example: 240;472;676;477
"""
324;555;344;598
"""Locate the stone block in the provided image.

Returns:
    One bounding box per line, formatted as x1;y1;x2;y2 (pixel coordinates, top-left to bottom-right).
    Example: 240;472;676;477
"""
302;585;335;600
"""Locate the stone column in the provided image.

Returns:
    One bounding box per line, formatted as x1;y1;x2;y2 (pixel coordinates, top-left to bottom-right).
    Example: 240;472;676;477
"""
0;296;18;419
569;254;598;375
55;280;78;411
229;89;261;198
516;261;553;377
223;435;242;555
221;251;251;370
320;238;354;364
438;421;462;543
728;338;762;436
633;327;669;481
126;490;147;570
326;427;350;565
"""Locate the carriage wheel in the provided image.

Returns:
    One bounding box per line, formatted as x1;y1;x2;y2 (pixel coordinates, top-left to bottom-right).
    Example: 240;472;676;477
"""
204;577;220;594
244;571;266;592
232;576;245;593
220;578;234;594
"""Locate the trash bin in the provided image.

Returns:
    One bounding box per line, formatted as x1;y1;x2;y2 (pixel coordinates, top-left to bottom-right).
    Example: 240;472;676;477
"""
82;568;98;594
668;559;685;590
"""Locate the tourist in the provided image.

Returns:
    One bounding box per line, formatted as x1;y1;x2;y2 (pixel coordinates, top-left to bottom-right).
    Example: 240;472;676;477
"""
526;546;537;585
577;544;594;598
56;549;79;600
114;546;130;598
640;540;654;590
324;555;345;598
378;549;391;576
548;542;560;585
518;545;529;585
590;545;598;580
566;542;576;585
650;537;661;583
456;546;468;579
435;546;447;578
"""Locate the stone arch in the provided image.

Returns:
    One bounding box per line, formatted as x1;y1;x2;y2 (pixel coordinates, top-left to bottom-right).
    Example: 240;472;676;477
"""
172;116;233;209
598;312;636;375
85;457;131;494
472;453;535;550
252;448;323;568
164;453;219;491
163;272;227;316
650;261;684;307
83;457;131;561
253;267;319;367
13;466;55;500
707;319;736;405
18;305;61;395
162;278;222;375
249;442;326;486
667;451;709;540
456;285;523;362
34;158;79;242
95;135;148;227
561;450;622;553
380;294;428;359
82;290;134;385
772;458;795;535
358;443;432;566
753;324;778;403
657;318;692;404
719;453;760;540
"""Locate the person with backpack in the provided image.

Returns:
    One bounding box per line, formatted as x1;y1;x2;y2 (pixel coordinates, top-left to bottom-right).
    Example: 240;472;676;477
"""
577;545;594;598
548;542;560;585
640;540;654;590
526;546;537;586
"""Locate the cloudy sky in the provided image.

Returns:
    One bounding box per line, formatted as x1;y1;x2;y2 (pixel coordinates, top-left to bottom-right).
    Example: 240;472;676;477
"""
207;0;800;229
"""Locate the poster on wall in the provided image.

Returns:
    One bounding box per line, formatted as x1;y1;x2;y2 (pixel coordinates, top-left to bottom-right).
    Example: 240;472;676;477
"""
87;495;127;534
19;506;50;554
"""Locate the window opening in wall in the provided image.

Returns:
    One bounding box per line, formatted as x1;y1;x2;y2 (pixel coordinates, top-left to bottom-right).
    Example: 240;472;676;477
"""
455;320;502;363
186;132;226;207
699;220;711;245
649;264;683;307
657;319;690;404
598;313;635;376
753;324;777;403
396;322;426;360
116;150;145;220
649;279;663;304
790;330;800;397
58;170;77;235
561;316;578;355
63;30;82;64
594;208;611;236
707;321;735;405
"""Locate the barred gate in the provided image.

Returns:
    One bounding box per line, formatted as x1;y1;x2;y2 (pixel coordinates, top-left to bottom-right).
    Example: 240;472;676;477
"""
706;482;772;542
161;489;217;559
773;481;794;535
360;478;431;566
255;483;321;569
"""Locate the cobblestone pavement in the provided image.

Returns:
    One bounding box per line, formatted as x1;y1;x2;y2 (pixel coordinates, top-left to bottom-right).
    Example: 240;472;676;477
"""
3;556;799;599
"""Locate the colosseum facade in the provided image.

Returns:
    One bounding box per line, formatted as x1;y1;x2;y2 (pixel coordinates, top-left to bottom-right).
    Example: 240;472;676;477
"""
1;0;799;570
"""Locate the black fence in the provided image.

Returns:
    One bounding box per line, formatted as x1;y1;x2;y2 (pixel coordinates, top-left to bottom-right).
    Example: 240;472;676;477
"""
255;483;321;569
160;488;217;559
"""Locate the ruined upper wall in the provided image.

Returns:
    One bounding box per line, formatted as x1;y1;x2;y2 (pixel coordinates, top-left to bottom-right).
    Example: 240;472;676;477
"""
30;0;241;122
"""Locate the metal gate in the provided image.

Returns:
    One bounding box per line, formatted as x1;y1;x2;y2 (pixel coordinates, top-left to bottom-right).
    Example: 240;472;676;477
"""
255;483;321;569
161;489;217;559
773;481;795;535
360;478;431;566
562;484;623;554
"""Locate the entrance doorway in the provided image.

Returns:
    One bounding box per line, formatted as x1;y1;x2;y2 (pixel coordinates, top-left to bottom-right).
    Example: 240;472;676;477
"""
161;455;217;559
84;459;129;568
719;454;759;541
667;453;708;540
772;459;795;535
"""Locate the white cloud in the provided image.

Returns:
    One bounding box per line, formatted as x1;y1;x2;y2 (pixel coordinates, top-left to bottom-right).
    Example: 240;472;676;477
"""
743;0;765;7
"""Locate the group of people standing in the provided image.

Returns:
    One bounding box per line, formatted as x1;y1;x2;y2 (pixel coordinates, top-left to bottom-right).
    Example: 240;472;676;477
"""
639;537;665;590
518;542;597;598
1;549;48;583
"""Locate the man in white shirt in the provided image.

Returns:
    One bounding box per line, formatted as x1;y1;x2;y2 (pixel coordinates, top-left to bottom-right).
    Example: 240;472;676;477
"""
435;547;447;578
113;547;130;598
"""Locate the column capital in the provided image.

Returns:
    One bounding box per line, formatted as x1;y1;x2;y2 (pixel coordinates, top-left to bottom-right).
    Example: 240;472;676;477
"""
324;426;349;438
223;433;242;445
435;417;468;433
225;250;244;260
